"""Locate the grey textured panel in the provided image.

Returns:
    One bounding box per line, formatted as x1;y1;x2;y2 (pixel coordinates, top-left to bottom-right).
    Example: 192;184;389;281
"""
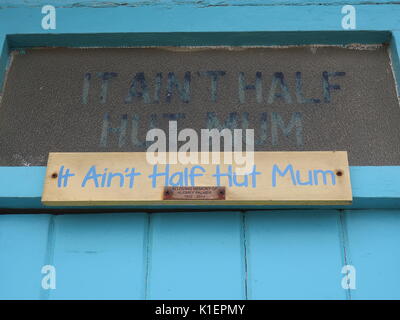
0;46;399;166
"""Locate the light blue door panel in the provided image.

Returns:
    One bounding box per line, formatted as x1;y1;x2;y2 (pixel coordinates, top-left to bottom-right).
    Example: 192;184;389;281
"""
48;213;148;300
0;214;51;299
245;210;346;299
2;210;400;299
147;212;245;299
345;209;400;299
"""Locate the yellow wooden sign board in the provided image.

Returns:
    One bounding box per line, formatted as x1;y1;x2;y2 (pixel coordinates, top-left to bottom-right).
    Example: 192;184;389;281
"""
42;151;352;206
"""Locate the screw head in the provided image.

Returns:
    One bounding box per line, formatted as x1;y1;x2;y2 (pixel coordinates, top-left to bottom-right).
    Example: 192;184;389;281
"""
336;170;343;177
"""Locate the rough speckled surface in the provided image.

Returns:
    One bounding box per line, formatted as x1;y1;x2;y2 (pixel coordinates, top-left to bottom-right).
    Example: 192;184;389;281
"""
0;46;399;166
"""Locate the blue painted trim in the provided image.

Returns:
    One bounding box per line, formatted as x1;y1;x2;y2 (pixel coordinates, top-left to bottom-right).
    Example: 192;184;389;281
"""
1;5;400;34
0;166;399;209
2;1;399;8
390;31;400;98
0;35;8;92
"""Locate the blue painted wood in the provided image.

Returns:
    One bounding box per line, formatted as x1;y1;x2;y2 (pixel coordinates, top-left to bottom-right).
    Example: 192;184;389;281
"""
345;209;400;299
390;31;400;98
1;1;397;8
147;212;245;299
0;35;8;91
1;166;399;209
2;210;400;299
48;213;148;299
350;166;400;199
0;214;51;299
245;210;346;299
1;5;400;35
0;167;45;197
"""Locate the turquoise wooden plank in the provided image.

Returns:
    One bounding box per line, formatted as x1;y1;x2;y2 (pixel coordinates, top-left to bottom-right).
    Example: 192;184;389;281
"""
147;212;244;299
1;1;397;8
0;35;8;91
345;209;400;299
245;210;346;299
49;213;148;299
2;5;400;36
390;31;400;96
0;167;45;197
350;166;400;199
0;214;51;299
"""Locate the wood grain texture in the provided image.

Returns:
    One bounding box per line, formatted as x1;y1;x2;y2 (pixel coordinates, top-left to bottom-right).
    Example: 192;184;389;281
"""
42;151;352;206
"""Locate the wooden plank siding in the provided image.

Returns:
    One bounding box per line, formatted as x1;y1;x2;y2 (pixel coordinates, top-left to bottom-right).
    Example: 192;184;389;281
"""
1;209;400;299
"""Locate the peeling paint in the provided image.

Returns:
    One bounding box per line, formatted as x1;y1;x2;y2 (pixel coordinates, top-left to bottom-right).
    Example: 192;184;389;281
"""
1;1;400;10
388;43;400;107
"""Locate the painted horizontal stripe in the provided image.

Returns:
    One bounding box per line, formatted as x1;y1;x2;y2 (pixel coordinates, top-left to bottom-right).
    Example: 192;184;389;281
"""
1;1;399;9
0;166;399;209
1;5;400;35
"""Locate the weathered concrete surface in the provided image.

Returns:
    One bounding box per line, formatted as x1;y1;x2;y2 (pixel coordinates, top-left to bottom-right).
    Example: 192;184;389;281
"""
0;46;399;166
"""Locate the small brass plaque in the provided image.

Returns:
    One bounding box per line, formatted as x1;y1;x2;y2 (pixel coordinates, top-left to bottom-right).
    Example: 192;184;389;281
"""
163;186;225;200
